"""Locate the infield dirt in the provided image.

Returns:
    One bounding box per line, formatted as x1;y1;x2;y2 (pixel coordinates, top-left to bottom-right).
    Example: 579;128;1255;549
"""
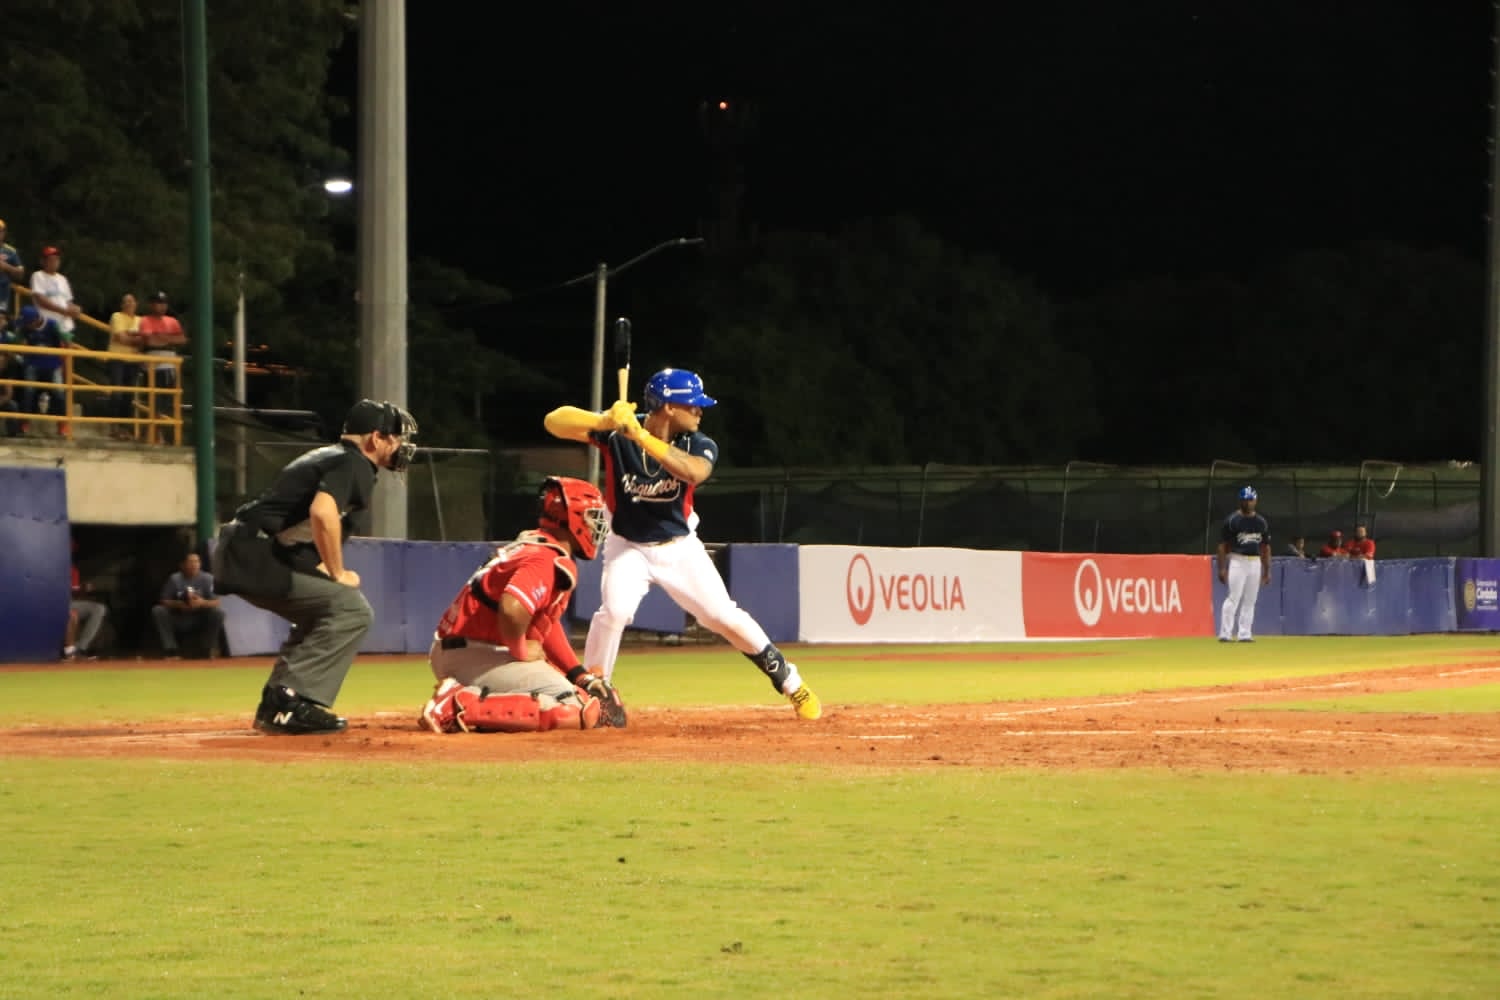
2;658;1497;771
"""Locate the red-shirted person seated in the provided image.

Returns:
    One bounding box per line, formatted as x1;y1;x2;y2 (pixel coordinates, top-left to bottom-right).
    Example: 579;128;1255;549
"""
1343;524;1376;560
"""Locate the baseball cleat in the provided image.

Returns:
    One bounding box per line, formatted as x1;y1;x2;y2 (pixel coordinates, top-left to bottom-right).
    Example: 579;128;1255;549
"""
787;683;822;721
419;678;464;734
253;685;347;735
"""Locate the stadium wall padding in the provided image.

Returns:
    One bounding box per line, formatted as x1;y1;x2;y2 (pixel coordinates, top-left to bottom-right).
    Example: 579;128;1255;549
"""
0;466;72;663
215;542;1474;657
723;544;799;644
1213;557;1457;637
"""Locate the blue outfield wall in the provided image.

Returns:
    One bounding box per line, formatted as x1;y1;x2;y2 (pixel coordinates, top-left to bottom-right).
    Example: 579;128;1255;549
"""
1211;556;1458;637
0;467;72;663
206;545;1480;659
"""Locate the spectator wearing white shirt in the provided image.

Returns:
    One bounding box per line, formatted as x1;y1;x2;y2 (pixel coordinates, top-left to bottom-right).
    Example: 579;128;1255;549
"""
28;245;81;337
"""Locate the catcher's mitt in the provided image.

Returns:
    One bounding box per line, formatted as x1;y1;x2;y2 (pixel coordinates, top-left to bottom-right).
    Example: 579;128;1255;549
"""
585;675;628;728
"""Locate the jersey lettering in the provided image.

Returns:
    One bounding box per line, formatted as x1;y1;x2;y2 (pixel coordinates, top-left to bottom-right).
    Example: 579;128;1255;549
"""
620;473;682;503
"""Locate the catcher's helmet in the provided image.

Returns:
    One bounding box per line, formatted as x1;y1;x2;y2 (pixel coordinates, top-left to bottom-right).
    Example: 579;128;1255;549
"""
1239;486;1258;501
538;476;608;560
643;368;717;411
343;399;420;472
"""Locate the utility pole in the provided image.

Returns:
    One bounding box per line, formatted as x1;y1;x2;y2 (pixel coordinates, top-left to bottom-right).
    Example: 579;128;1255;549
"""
582;238;704;484
184;0;215;546
357;0;409;538
1484;0;1500;555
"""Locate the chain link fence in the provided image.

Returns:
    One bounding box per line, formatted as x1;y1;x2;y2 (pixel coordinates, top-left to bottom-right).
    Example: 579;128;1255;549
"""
673;461;1481;558
212;411;513;542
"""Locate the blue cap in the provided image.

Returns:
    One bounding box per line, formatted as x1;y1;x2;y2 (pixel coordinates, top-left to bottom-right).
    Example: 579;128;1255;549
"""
1239;486;1257;501
17;305;40;325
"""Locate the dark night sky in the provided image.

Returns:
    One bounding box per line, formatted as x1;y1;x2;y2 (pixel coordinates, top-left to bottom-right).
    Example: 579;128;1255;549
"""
365;1;1496;451
397;2;1491;294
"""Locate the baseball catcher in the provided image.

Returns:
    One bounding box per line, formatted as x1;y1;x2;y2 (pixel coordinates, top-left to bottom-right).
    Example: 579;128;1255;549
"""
419;476;627;733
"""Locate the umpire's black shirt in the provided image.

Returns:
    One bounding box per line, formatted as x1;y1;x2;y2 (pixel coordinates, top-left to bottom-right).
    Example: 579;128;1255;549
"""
235;440;377;544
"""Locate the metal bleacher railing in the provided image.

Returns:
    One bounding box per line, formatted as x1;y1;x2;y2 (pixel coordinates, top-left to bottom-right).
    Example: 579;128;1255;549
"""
2;286;183;444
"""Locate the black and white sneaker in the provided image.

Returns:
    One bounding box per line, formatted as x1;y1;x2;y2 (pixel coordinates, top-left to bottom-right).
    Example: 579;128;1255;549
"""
253;685;348;735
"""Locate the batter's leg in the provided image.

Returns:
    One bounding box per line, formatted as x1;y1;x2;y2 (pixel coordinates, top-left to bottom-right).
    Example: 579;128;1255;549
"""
653;537;804;695
584;534;654;683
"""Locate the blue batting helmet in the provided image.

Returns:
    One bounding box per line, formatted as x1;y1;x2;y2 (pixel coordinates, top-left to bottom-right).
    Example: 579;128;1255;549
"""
1239;486;1258;501
643;368;717;411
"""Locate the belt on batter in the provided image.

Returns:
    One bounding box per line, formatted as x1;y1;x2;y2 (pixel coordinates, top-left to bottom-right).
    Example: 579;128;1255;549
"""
439;636;469;650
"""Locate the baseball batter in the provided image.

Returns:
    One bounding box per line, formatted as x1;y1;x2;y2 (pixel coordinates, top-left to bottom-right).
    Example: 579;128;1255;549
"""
1217;485;1271;642
419;476;626;733
543;367;822;720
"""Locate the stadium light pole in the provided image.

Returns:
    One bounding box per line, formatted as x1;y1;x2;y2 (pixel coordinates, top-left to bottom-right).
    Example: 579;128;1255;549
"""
577;237;704;483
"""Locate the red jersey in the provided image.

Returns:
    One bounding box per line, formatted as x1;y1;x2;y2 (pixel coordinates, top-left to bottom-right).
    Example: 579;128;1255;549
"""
435;530;577;651
1344;538;1376;559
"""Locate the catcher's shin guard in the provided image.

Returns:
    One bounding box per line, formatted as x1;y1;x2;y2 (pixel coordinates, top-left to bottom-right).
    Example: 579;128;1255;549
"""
539;693;602;731
453;689;543;733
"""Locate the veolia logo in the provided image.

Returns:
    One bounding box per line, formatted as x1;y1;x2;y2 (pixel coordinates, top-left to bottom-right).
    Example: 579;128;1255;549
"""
1073;558;1104;627
846;554;875;626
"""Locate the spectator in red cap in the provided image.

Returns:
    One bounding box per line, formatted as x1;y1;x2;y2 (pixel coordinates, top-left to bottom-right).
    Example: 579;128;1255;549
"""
28;245;81;339
1318;529;1348;559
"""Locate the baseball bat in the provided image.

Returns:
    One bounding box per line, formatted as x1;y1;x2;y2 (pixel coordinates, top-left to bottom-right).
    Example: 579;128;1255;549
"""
613;317;632;402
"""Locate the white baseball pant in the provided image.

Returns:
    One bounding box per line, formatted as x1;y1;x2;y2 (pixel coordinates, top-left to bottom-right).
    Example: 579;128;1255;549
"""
1219;555;1264;641
584;532;772;682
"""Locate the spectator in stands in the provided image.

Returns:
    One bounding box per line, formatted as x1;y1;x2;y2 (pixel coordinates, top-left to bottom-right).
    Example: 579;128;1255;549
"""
67;542;107;661
28;245;81;341
1318;529;1348;559
137;290;185;442
1285;535;1310;559
107;292;144;438
0;311;22;436
151;552;225;659
0;219;23;315
16;304;71;431
1344;523;1376;560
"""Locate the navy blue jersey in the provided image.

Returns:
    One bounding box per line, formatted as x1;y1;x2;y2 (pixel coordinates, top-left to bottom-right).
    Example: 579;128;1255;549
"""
1221;512;1270;556
588;424;718;543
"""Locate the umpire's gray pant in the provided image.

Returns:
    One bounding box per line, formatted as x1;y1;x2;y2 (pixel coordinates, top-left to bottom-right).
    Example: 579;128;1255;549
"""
240;571;374;707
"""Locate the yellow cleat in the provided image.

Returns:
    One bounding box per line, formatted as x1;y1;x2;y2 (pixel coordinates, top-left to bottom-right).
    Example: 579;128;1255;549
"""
787;683;822;721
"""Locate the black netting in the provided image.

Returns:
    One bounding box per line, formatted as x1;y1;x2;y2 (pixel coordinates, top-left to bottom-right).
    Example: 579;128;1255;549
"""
666;463;1482;557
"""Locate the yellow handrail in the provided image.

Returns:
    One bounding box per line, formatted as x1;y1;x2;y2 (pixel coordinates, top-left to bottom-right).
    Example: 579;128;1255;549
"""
11;285;112;337
0;342;184;444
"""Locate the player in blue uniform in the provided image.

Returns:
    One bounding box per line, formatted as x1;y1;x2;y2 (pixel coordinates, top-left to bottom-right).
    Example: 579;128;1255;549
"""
544;367;822;719
1217;485;1272;642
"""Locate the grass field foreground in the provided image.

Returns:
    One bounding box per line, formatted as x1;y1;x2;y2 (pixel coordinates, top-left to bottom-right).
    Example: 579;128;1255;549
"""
3;761;1498;999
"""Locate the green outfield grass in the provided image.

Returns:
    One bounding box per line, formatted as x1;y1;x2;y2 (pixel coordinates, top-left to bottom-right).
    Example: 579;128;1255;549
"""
2;635;1498;998
3;633;1497;724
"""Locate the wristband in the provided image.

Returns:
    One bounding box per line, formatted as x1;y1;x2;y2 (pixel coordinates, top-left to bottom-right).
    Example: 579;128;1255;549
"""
565;665;589;686
639;431;670;460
